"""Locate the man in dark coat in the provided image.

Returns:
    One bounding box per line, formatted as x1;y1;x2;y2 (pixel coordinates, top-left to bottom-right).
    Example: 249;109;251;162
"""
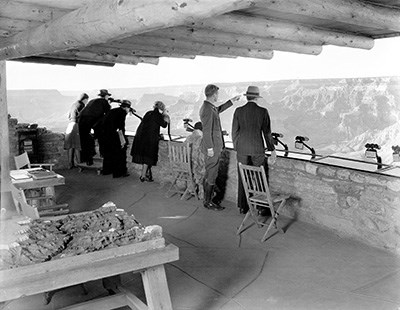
102;100;133;178
200;84;240;211
232;85;276;214
78;89;111;165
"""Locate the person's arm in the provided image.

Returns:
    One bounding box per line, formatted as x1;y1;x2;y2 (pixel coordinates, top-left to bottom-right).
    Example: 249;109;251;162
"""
217;95;241;114
231;109;240;151
262;110;275;151
262;109;276;164
200;104;214;156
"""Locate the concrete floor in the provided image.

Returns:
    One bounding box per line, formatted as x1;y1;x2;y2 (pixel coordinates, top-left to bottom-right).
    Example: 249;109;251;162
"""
3;168;400;310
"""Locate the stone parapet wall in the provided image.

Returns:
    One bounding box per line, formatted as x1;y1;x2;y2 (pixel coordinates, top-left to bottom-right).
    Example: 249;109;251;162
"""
153;141;400;254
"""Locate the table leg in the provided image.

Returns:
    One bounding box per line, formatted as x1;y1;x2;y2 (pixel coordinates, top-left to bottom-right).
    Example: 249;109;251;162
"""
141;265;173;310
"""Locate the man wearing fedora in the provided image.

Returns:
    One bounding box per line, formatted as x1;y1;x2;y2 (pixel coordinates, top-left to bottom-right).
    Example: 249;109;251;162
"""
232;85;276;214
200;84;241;211
78;89;111;165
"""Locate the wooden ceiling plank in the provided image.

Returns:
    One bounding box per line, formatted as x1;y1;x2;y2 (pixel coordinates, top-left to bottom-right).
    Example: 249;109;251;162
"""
255;0;400;32
41;51;160;65
0;0;258;60
194;13;374;49
145;27;322;55
111;36;274;59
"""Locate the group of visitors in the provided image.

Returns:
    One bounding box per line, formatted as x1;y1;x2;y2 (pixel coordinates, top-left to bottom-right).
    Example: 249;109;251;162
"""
65;83;275;215
64;89;169;179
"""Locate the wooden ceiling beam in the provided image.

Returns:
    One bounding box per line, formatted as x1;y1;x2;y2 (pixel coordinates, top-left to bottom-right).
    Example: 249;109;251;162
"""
12;0;90;10
81;45;198;59
40;51;160;65
0;1;67;21
255;0;400;32
194;13;374;49
0;17;41;34
10;57;115;67
0;0;258;60
146;26;322;55
112;37;274;59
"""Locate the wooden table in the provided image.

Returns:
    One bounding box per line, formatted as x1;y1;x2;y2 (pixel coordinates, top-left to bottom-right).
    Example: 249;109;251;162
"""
10;169;68;218
0;215;179;310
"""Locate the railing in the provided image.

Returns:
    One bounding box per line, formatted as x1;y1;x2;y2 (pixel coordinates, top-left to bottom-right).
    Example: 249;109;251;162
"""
125;131;400;178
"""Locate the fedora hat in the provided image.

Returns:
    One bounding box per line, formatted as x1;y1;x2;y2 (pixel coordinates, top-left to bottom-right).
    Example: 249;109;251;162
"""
243;86;262;98
98;89;112;97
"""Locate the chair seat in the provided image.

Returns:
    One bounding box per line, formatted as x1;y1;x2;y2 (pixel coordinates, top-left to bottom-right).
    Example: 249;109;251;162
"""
250;193;290;205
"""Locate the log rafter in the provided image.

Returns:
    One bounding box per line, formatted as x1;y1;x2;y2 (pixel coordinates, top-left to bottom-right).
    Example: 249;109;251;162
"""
109;37;274;59
0;0;258;60
255;0;400;32
145;27;322;55
193;14;375;49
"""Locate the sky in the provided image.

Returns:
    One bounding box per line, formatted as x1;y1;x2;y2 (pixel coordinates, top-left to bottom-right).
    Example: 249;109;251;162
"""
5;36;400;91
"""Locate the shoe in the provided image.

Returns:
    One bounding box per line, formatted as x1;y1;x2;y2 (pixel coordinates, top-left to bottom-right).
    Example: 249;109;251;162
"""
239;208;248;214
140;176;145;182
145;176;154;182
203;201;225;211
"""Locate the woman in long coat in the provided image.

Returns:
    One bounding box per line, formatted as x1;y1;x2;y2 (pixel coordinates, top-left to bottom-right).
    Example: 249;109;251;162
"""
130;101;169;182
102;100;132;178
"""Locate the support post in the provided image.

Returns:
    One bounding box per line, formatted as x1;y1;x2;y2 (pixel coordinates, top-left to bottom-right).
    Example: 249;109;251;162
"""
0;61;14;217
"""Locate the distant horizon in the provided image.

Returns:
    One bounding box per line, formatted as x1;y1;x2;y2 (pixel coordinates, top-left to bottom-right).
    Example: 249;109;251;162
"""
6;74;400;93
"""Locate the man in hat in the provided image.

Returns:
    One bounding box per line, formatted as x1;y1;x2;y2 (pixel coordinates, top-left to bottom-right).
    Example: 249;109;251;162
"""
78;89;111;165
200;84;241;211
102;100;134;178
232;85;276;215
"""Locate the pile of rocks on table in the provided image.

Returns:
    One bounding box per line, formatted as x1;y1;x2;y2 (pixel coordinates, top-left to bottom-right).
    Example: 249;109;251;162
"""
2;202;162;268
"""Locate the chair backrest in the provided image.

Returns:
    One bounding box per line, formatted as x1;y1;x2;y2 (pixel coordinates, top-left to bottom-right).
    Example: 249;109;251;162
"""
168;141;192;173
238;163;273;204
14;152;31;170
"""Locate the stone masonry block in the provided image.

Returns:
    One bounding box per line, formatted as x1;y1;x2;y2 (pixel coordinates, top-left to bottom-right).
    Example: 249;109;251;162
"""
305;162;318;175
336;169;350;180
317;166;336;178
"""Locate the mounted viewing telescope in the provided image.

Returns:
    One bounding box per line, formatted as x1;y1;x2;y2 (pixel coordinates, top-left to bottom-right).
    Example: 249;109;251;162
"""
272;132;288;157
295;136;316;159
392;145;400;162
365;143;382;169
183;118;195;132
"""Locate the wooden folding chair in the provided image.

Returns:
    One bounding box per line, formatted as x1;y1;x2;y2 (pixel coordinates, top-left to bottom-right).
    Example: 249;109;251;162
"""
14;151;54;171
13;152;68;217
237;163;290;242
166;141;198;200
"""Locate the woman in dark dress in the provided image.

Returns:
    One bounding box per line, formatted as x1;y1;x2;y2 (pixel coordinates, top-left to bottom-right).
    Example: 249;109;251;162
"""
130;101;170;182
102;100;133;178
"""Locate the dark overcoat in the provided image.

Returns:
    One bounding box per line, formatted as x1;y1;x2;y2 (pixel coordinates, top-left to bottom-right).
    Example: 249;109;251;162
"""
130;108;168;166
102;107;128;177
231;101;275;155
